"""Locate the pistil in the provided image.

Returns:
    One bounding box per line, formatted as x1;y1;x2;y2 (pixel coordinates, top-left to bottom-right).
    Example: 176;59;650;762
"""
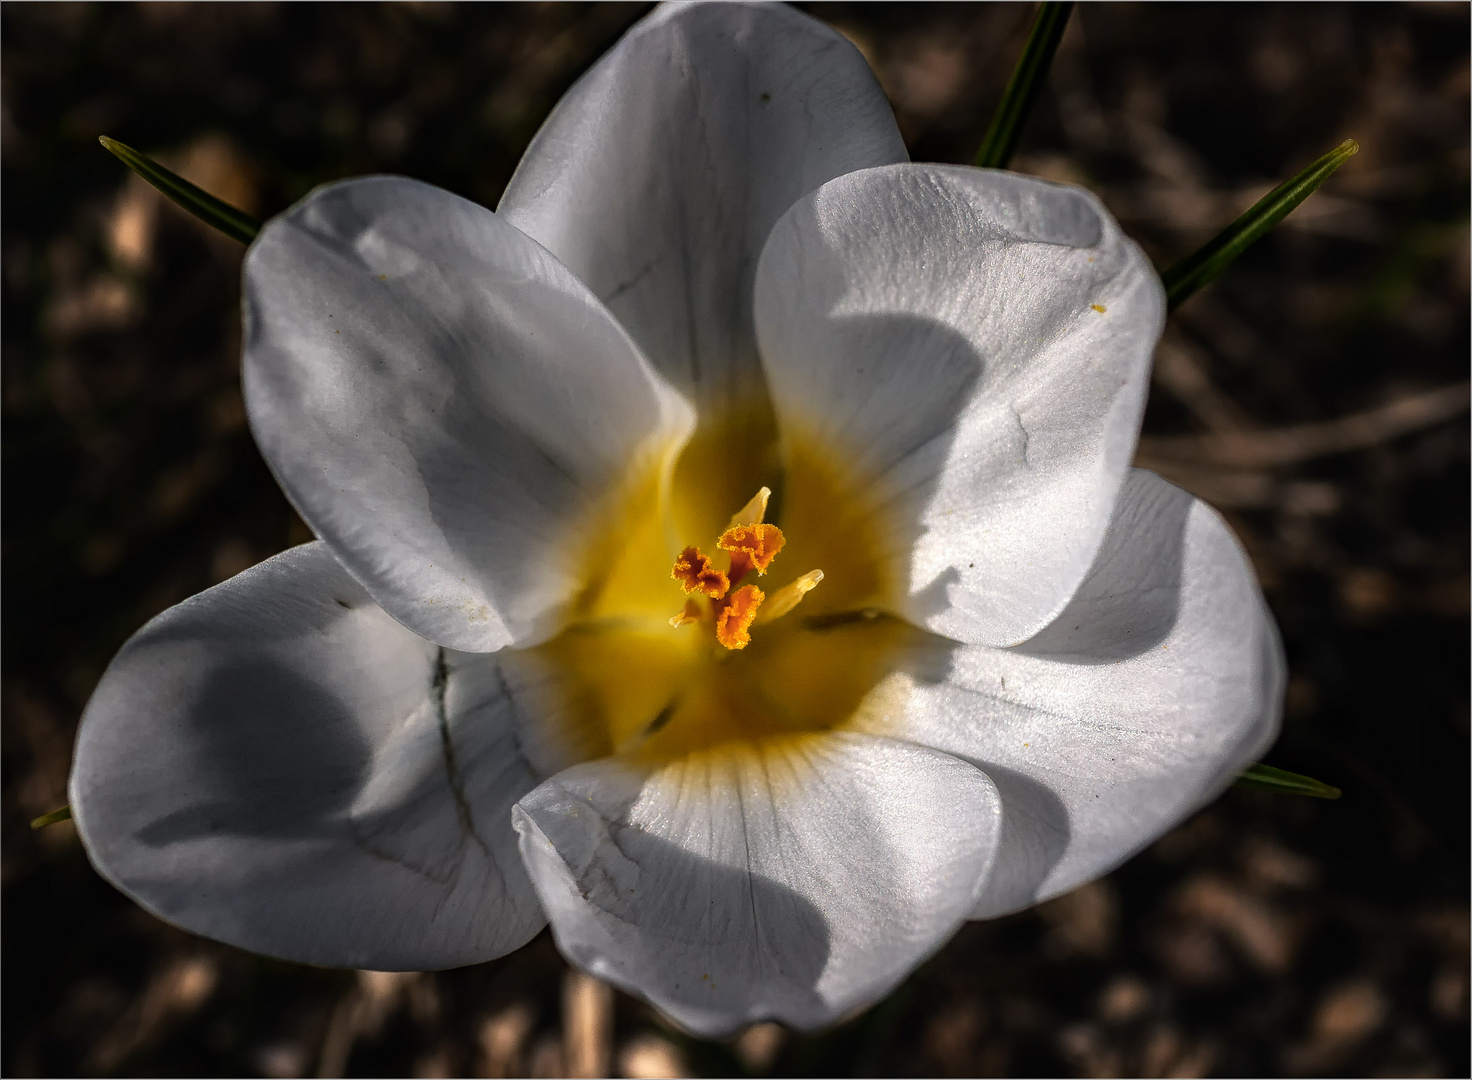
715;585;764;649
672;547;729;598
668;487;823;649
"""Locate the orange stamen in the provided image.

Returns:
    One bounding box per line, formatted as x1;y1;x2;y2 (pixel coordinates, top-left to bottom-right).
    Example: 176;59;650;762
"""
715;585;764;650
672;546;729;599
718;523;785;581
669;491;804;648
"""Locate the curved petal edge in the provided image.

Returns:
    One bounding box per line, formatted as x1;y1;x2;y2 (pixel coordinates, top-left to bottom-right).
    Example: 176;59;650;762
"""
512;733;1001;1036
857;469;1284;918
70;543;548;970
755;164;1167;647
500;0;908;412
244;176;692;652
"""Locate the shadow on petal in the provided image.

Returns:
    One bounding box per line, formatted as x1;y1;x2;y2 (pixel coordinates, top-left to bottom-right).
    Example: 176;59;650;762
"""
768;310;985;625
515;794;832;1035
757;165;1163;648
516;732;1002;1036
75;544;549;969
1013;469;1193;663
135;658;372;847
351;651;539;888
967;762;1071;919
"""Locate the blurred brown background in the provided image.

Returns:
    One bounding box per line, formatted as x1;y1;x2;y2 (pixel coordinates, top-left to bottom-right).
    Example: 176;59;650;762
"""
2;3;1467;1077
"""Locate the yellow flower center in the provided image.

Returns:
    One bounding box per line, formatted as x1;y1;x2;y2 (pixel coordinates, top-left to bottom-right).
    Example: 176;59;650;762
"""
507;410;927;772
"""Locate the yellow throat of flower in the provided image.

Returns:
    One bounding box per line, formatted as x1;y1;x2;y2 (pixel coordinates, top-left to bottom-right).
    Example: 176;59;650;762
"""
512;412;924;771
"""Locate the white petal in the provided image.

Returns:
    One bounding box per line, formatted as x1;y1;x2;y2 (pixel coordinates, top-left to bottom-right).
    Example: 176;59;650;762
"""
498;2;906;412
244;177;692;652
859;470;1284;917
754;165;1165;646
70;543;548;970
511;734;1000;1036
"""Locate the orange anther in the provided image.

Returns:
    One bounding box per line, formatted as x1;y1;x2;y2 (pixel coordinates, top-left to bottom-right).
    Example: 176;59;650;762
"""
715;585;764;650
717;523;785;579
672;546;730;599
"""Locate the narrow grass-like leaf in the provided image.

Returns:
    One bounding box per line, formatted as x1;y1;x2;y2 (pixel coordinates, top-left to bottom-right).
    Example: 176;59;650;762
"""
974;1;1074;169
1235;763;1341;799
1162;139;1358;310
99;136;260;245
30;804;73;829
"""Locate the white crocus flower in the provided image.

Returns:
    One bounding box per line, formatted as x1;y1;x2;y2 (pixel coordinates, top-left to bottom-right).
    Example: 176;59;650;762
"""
69;2;1283;1036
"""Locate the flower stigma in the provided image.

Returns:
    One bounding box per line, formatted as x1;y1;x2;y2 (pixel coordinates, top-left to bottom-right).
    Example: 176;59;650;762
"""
670;486;820;651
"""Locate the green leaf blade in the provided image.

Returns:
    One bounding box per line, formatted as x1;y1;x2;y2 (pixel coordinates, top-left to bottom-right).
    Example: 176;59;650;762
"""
30;804;73;829
974;1;1074;170
99;136;261;245
1161;138;1359;311
1235;763;1342;800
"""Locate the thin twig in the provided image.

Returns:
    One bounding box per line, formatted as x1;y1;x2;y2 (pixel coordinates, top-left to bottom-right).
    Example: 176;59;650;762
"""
1137;382;1469;469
